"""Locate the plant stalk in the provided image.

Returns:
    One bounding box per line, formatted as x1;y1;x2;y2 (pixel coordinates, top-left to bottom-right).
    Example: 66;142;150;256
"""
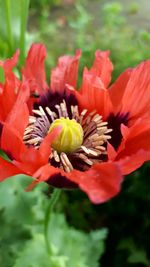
19;0;30;64
44;189;61;254
5;0;14;52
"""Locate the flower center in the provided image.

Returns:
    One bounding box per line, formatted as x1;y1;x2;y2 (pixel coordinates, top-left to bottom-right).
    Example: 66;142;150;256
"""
48;118;83;154
23;99;112;172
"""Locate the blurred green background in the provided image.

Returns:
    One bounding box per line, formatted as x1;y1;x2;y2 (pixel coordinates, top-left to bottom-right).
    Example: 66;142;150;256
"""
0;0;150;266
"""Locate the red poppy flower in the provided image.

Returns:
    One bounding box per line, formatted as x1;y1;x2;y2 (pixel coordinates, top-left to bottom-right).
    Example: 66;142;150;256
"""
0;44;150;204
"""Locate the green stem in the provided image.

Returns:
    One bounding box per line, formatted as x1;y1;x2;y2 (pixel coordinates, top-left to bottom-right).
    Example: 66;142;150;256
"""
44;189;61;254
5;0;13;52
19;0;30;65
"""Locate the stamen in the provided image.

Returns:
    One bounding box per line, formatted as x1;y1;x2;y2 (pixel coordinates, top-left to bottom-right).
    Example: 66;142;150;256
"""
33;109;43;116
95;146;106;151
63;100;69;117
86;148;100;156
55;104;62;118
91;141;104;147
60;152;73;172
53;150;60;162
106;129;113;133
71;105;80;121
26;137;42;145
81;145;90;154
92;114;102;123
97;121;108;126
77;153;93;166
29;116;36;123
60;101;67;118
45;107;55;121
79;109;87;124
39;106;46;116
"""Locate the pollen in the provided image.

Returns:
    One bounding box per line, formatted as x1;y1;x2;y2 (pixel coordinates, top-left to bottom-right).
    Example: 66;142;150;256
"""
48;117;84;153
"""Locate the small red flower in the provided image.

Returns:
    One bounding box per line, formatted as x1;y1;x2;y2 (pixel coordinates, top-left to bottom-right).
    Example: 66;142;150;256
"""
0;44;150;204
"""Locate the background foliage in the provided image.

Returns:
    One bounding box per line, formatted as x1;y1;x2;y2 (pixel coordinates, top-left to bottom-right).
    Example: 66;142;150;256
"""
0;0;150;266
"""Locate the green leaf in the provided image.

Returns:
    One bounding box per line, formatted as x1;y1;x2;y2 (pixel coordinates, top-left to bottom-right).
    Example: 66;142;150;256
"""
128;250;150;266
0;176;48;267
13;213;107;267
118;238;150;266
0;175;47;224
0;177;107;267
13;234;51;267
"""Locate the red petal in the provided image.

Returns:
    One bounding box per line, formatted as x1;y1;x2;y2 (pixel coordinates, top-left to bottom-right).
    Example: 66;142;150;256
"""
51;50;81;92
25;164;61;191
33;164;59;181
111;61;150;123
0;50;20;121
115;117;150;174
117;117;150;157
89;50;113;87
39;126;62;161
4;82;30;136
107;142;117;160
13;127;62;176
14;147;43;175
76;69;113;119
1;124;26;161
22;44;48;94
0;157;21;181
118;150;150;175
67;162;123;204
109;68;132;113
0;82;17;121
0;49;19;74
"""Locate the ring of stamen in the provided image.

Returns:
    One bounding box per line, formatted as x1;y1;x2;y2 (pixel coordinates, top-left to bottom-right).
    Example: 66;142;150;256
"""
23;99;112;172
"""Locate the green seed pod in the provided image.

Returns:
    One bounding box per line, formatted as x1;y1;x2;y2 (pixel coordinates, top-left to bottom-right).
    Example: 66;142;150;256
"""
49;117;84;154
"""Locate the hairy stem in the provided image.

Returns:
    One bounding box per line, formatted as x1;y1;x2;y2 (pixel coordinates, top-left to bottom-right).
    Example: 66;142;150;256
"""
44;189;61;254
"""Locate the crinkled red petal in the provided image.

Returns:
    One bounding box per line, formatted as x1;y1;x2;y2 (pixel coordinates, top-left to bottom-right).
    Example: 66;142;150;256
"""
114;117;150;174
110;60;150;124
39;126;62;160
0;157;21;181
0;50;20;121
0;82;17;121
26;164;61;191
22;43;48;94
117;117;150;157
12;126;62;176
1;124;26;161
76;69;113;119
0;49;19;75
51;49;81;92
109;68;132;113
5;82;30;136
118;150;150;175
65;162;123;204
89;50;113;87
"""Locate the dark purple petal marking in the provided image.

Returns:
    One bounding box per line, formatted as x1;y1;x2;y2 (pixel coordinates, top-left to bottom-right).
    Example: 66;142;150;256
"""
34;89;78;119
0;122;3;137
107;112;129;150
47;173;78;189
